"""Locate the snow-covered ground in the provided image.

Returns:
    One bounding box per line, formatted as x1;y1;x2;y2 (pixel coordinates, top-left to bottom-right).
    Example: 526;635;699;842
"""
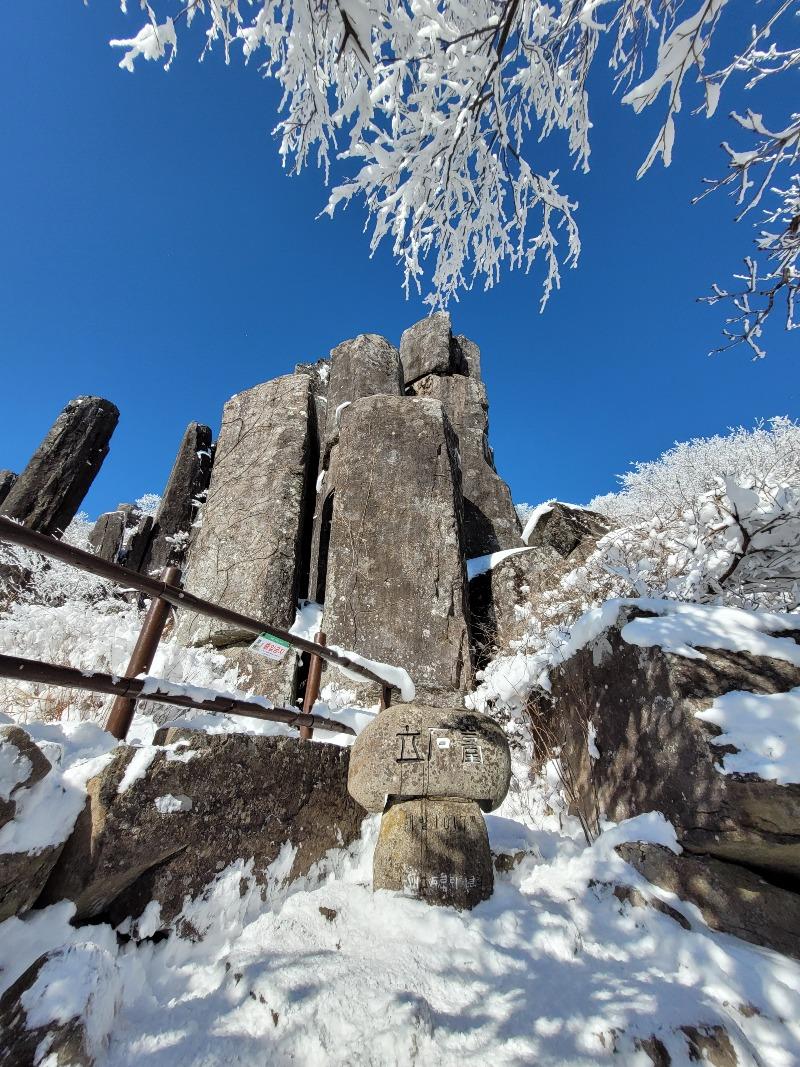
2;705;800;1067
1;688;800;1065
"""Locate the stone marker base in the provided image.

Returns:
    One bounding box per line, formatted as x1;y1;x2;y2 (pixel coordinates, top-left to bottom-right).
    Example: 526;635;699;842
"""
373;797;493;909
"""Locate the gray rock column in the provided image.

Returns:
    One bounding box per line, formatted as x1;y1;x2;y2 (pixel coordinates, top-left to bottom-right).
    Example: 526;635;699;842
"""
0;396;119;537
141;422;214;574
411;372;521;555
176;375;318;706
308;334;403;601
322;394;472;705
0;472;16;507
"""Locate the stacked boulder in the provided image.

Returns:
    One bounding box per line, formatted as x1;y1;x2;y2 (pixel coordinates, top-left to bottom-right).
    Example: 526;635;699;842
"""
348;704;511;908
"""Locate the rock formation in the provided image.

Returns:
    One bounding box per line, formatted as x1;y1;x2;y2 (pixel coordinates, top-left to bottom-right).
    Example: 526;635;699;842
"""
141;421;214;574
41;731;365;927
403;314;521;558
0;471;16;507
0;727;63;922
175;375;317;705
0;396;119;537
530;602;800;954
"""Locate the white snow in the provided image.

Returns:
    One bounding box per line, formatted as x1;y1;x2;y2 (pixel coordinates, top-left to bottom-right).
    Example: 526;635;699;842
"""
117;746;158;795
2;801;799;1065
469;598;800;714
334;401;351;426
466;546;536;580
521;500;555;543
289;600;324;642
696;686;800;785
327;643;416;702
520;500;589;545
154;793;193;814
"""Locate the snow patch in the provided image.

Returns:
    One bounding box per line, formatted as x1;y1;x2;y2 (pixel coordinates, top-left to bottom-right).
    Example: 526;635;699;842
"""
696;686;800;785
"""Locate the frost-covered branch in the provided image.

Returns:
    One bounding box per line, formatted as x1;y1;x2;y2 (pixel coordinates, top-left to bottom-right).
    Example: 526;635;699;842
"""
105;0;800;349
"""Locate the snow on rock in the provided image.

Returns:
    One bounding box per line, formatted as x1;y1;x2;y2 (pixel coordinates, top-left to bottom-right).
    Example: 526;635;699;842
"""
289;599;324;642
696;687;800;785
0;722;116;855
520;500;555;543
466;546;536;581
468;597;800;714
327;643;416;702
153;794;193;814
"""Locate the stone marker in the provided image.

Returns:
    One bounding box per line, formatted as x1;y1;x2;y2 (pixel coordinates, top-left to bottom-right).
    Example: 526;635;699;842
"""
399;312;467;385
373;797;494;908
0;471;16;507
142;421;214;574
348;704;511;812
348;702;510;908
322;395;472;705
175;375;317;705
0;396;119;537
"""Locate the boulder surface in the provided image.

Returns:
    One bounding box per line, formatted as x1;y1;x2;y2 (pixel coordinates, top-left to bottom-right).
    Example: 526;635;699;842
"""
41;732;366;926
533;605;800;877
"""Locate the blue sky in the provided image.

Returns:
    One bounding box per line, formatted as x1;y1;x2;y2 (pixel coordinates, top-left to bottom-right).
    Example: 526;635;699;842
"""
0;3;796;520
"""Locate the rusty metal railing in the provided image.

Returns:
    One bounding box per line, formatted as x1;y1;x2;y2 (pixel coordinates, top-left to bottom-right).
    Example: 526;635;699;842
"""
0;515;394;739
0;654;355;736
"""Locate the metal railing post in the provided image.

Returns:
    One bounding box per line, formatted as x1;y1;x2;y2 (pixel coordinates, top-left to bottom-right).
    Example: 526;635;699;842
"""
105;565;181;740
300;631;326;741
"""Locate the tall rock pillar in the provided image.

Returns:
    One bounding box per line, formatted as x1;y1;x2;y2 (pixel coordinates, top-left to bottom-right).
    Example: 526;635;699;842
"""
1;397;119;537
321;394;472;706
176;375;318;706
401;314;521;558
141;422;214;574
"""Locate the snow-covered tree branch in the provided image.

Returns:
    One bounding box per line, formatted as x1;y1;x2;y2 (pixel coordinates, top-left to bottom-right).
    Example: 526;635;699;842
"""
108;0;798;352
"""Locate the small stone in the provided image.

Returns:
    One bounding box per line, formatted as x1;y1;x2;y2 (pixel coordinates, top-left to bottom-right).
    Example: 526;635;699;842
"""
319;906;337;922
373;797;493;909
